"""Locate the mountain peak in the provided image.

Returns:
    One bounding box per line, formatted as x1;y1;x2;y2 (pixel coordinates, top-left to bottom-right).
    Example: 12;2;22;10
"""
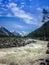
12;31;21;36
0;26;3;28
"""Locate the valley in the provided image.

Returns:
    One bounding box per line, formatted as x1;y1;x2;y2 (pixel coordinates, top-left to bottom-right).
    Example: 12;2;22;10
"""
0;0;49;65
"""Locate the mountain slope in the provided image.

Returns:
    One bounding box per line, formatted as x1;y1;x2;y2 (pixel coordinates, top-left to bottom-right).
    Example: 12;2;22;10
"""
0;26;13;36
12;31;21;36
27;21;49;40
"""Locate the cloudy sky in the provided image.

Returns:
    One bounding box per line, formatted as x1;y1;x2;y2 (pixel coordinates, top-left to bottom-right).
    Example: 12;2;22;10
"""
0;0;49;35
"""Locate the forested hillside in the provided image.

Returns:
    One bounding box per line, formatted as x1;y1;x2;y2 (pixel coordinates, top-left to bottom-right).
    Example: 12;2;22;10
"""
27;21;49;40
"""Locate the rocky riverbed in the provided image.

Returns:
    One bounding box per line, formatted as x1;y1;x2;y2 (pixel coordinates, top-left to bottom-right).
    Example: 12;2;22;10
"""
0;37;38;48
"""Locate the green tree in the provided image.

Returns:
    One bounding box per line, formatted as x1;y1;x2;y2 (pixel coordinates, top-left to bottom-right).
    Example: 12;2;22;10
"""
42;9;49;40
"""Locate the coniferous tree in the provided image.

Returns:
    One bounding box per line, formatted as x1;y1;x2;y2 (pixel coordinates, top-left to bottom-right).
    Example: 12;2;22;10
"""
42;9;49;40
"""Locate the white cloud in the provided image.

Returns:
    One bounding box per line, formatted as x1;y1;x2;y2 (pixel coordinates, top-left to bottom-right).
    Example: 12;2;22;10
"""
37;6;49;12
8;2;38;25
12;23;24;29
37;7;42;11
6;13;12;17
20;2;25;8
16;24;24;29
9;3;32;19
0;2;41;26
20;5;25;8
24;17;38;25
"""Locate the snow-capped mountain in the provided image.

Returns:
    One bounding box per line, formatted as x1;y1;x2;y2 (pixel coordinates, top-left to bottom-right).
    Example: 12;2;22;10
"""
12;31;21;36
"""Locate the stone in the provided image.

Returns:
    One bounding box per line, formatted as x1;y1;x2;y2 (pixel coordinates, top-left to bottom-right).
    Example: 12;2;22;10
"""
46;49;49;54
40;62;45;65
47;42;49;47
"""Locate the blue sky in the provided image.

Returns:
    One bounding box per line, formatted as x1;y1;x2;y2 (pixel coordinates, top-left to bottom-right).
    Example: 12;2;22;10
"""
0;0;49;35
